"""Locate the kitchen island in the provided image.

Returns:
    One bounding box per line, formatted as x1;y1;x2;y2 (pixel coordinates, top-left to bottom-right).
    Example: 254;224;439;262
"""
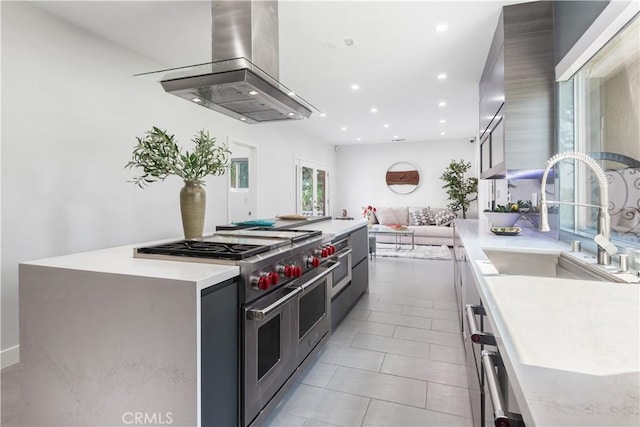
18;218;369;426
19;242;239;426
455;219;640;426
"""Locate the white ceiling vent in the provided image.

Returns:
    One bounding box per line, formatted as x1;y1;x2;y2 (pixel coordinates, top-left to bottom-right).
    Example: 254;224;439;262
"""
322;37;356;49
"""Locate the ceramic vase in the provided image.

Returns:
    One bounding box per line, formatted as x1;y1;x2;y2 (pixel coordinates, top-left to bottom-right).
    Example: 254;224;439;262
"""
180;181;206;239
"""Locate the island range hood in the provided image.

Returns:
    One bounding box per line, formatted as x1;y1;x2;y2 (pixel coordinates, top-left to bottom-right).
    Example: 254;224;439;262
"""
137;1;315;124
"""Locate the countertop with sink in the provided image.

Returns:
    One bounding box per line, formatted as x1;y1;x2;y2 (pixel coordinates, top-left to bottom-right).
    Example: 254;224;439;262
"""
455;219;640;426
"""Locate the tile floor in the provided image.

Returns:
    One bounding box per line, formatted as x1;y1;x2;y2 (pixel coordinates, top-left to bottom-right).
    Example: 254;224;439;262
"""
0;256;471;427
263;256;472;427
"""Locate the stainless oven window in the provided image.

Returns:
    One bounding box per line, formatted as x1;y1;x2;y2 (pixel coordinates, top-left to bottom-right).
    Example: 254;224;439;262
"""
258;316;281;379
299;280;326;339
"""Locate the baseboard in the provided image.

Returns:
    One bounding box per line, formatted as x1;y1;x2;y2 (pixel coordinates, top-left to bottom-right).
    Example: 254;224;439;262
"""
1;345;20;369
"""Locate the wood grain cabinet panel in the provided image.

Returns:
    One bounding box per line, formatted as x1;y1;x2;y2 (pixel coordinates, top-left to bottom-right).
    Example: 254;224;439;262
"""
479;1;554;179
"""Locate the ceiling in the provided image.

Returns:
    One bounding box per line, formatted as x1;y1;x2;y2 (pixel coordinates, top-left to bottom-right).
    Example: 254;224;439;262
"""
32;0;527;145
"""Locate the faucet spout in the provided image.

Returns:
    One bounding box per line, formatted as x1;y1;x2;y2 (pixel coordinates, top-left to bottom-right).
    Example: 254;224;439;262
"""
539;151;616;265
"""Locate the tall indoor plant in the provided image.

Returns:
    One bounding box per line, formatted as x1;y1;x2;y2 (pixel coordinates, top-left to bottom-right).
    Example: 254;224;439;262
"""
440;159;478;219
126;126;230;239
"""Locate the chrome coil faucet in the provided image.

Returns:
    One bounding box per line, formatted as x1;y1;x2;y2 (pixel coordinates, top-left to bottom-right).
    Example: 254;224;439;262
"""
539;151;617;265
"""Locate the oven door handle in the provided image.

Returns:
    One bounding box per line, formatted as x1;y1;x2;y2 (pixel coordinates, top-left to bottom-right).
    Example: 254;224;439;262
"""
464;304;496;346
246;287;301;321
299;260;341;291
331;248;352;260
481;350;525;427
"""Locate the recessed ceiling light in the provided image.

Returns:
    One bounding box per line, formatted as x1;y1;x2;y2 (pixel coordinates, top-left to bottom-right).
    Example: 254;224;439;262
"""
440;132;446;136
393;135;399;139
356;137;361;141
287;112;295;116
320;113;327;117
239;117;247;121
288;91;296;97
439;119;446;124
370;107;378;113
438;101;447;107
191;98;203;104
248;90;258;96
383;124;390;128
437;73;447;80
341;126;347;131
436;23;448;32
351;84;360;90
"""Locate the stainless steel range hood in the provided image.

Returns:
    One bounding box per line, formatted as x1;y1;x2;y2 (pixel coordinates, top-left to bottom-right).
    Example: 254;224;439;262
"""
136;1;315;124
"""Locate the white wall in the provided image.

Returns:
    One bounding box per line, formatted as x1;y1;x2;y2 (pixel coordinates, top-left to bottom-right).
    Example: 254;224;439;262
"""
0;2;335;364
335;139;477;220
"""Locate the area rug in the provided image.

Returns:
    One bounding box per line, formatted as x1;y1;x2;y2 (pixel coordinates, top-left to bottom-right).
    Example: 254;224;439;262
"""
375;243;452;260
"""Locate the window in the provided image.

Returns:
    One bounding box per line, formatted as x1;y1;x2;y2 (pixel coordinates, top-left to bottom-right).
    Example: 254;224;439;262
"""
297;160;329;217
230;158;249;190
558;14;640;246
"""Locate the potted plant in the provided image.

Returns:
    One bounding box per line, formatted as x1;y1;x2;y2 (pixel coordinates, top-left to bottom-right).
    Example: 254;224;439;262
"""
440;159;478;219
126;126;230;239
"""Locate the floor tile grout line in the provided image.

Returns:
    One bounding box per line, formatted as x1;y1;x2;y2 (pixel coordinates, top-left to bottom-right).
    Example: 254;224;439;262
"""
362;397;474;422
379;353;387;373
359;398;373;427
323;382;429;412
425;379;473;392
316;359;386;375
392;323;462;336
349;345;433;363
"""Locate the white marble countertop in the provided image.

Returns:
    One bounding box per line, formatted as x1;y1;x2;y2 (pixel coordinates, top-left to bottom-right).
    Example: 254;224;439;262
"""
20;219;368;289
21;242;239;290
455;219;640;426
293;218;368;239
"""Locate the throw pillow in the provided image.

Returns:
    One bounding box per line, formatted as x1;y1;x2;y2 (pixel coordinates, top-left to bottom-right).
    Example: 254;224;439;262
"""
375;207;399;225
391;206;410;226
434;209;457;226
410;207;435;225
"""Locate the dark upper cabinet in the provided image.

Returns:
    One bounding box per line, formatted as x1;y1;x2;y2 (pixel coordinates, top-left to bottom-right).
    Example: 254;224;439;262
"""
479;1;554;179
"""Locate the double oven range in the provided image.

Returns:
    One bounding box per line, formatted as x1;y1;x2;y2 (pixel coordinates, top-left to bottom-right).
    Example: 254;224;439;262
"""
135;228;341;426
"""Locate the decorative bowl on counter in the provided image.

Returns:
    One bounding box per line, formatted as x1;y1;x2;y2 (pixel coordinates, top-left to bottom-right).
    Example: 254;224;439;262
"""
490;226;521;236
484;211;522;227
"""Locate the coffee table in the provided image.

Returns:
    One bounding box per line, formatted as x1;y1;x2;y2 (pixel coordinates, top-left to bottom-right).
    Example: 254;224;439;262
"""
369;226;415;251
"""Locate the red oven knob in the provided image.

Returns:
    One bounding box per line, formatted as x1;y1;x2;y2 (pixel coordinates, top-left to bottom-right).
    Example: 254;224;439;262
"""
268;272;279;285
280;264;300;278
321;248;329;258
306;256;320;268
251;274;271;291
328;245;336;255
281;265;292;277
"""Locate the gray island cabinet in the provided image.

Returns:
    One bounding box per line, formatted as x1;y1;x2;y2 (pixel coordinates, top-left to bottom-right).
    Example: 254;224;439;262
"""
19;244;239;427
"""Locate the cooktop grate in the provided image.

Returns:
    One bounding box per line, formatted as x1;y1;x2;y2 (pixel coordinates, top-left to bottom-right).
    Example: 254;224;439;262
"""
136;240;269;260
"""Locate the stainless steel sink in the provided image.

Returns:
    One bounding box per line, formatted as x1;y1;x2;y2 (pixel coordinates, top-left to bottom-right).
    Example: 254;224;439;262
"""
481;249;627;282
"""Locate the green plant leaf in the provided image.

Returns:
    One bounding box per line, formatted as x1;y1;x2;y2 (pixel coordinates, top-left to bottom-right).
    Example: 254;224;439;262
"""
440;159;477;219
125;127;230;186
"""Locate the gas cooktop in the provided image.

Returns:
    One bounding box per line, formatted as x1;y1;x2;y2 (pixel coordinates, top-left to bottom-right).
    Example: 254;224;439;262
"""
134;228;323;261
136;240;269;261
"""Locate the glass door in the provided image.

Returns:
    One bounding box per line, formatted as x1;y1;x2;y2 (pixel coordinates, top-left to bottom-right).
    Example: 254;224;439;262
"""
297;160;330;216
